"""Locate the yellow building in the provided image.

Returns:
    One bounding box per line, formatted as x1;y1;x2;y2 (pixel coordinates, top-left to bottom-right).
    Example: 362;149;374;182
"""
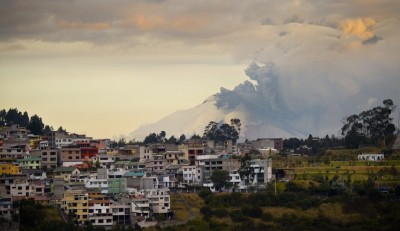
0;163;21;175
29;135;43;149
61;189;89;225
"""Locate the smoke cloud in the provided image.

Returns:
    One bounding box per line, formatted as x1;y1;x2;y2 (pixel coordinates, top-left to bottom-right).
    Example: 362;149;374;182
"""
339;18;376;40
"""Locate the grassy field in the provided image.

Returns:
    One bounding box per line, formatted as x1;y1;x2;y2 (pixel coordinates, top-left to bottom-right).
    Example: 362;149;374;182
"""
170;193;204;221
272;148;400;187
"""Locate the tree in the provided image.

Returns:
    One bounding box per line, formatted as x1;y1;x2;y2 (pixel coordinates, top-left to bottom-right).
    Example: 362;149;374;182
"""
43;125;53;136
57;126;67;133
210;169;231;191
143;133;157;144
230;118;241;135
179;134;186;143
21;111;29;127
166;135;177;144
191;134;202;139
117;138;126;147
0;109;6;126
28;114;44;135
239;154;255;189
341;114;364;148
342;99;397;148
203;118;240;144
159;131;166;142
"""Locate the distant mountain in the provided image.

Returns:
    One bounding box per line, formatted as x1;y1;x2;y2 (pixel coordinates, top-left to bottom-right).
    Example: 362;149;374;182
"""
130;63;309;141
130;93;303;141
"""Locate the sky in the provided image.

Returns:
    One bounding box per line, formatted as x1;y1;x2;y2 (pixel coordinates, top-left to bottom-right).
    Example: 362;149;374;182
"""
1;0;399;139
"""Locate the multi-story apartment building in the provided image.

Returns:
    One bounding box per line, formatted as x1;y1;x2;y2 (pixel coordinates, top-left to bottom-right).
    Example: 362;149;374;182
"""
142;188;171;215
88;199;113;227
0;144;29;160
92;154;116;169
108;178;126;194
0;196;13;220
81;146;98;160
145;154;167;175
140;145;154;162
249;159;273;184
61;189;89;225
0;175;28;196
10;180;32;197
61;146;81;163
111;202;131;226
0;163;21;175
163;151;185;165
30;180;50;196
132;196;150;218
16;157;41;170
180;139;205;165
84;179;108;193
196;155;240;180
30;149;58;169
182;165;203;185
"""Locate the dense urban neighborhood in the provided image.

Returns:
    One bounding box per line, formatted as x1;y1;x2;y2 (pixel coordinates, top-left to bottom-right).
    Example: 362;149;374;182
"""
0;118;279;230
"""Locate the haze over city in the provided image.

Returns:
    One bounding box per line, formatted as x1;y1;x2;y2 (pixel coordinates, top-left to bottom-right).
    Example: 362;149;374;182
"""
1;0;399;139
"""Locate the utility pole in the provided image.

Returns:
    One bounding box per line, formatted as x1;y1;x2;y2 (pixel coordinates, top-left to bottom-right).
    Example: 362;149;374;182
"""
274;173;277;196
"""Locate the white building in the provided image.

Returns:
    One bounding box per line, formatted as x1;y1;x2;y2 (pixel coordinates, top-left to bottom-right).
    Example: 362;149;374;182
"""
93;154;116;169
89;199;113;227
249;159;273;184
132;197;150;218
141;188;171;214
182;165;203;185
84;178;109;193
10;180;32;197
358;154;384;161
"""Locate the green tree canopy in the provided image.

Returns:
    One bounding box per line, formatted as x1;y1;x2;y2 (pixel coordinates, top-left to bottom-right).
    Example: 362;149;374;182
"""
203;118;240;144
341;99;396;148
27;114;45;135
210;169;231;191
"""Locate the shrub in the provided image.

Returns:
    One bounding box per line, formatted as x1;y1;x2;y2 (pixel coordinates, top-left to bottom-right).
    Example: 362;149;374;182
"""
213;208;229;218
200;205;213;219
198;188;213;199
261;212;273;222
230;209;249;223
241;205;263;218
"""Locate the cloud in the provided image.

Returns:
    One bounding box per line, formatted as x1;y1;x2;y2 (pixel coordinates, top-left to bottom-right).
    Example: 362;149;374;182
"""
339;18;376;40
0;44;25;52
1;0;399;137
58;21;112;30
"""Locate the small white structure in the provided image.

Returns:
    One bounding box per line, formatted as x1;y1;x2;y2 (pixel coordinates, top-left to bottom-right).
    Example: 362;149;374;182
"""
84;178;109;193
358;154;384;161
182;165;203;185
10;181;33;197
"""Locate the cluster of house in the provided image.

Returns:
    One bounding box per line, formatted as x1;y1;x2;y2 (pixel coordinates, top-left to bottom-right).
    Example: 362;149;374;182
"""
0;124;282;228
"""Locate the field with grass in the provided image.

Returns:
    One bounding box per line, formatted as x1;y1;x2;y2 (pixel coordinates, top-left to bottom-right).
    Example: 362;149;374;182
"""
273;148;400;187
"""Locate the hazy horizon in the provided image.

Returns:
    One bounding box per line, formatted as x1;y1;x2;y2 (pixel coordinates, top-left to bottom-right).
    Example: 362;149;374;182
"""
1;1;399;140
